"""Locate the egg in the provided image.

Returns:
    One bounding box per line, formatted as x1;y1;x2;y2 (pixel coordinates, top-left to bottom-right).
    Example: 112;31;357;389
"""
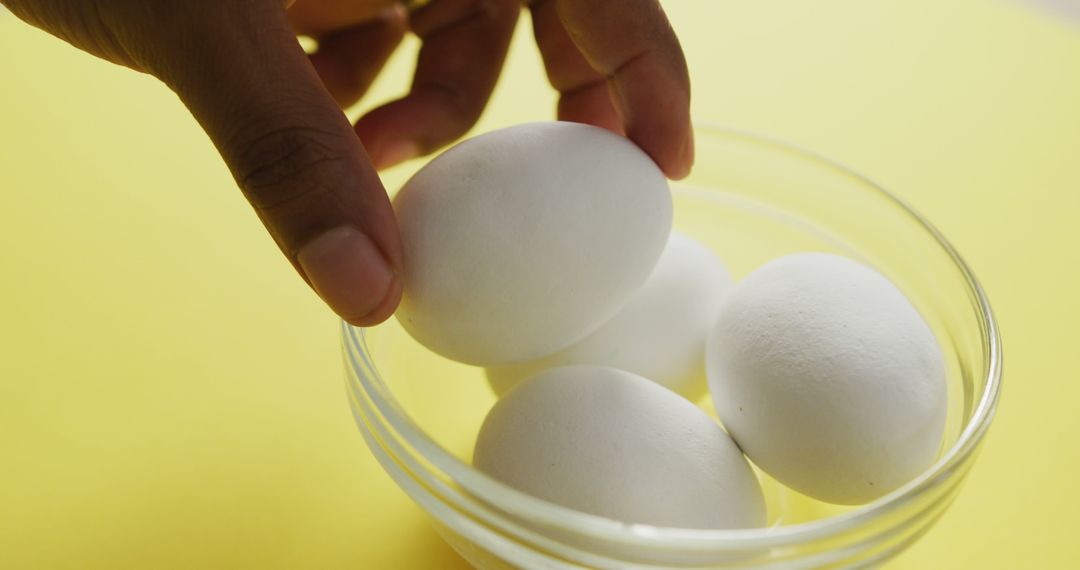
706;253;947;505
485;233;732;399
473;365;766;529
394;122;673;365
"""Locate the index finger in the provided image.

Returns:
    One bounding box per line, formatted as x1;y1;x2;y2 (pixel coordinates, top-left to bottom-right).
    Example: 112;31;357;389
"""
532;0;693;179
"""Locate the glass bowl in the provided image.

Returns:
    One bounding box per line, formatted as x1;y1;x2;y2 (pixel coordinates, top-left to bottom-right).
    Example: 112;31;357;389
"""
342;125;1002;569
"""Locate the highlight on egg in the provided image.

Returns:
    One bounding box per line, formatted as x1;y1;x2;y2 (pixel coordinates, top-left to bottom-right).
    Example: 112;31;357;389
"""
706;253;948;505
474;365;767;529
393;121;673;366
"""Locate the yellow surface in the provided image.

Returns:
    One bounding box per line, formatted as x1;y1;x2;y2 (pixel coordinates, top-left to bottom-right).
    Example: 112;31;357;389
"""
1;1;1078;568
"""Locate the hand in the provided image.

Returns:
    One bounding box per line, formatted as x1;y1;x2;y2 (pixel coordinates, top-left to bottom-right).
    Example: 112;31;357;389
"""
3;0;692;326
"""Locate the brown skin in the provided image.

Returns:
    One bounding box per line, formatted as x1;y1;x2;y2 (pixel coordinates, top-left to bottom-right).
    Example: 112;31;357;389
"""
2;0;692;326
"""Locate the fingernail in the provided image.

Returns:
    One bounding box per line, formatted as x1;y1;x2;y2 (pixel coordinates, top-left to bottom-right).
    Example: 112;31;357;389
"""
668;129;695;180
298;227;395;325
685;128;696;167
373;140;420;170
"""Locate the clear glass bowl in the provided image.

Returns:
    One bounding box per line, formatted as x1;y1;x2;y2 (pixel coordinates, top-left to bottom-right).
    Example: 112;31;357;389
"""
343;125;1002;569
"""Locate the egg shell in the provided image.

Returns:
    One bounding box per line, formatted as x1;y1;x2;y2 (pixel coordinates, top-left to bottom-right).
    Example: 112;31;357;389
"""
394;122;673;365
486;232;732;399
706;253;947;505
473;365;767;529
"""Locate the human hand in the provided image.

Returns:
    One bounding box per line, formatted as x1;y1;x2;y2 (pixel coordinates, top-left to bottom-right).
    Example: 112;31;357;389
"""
3;0;692;326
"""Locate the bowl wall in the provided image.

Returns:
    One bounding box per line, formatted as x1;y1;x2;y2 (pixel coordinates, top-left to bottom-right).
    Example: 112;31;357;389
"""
344;126;1000;569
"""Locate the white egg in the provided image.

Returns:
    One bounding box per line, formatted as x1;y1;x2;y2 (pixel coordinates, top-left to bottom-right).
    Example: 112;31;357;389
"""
394;122;673;365
485;233;732;399
473;365;766;529
707;253;947;505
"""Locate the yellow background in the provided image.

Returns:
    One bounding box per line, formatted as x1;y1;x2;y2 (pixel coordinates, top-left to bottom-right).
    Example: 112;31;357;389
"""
2;1;1078;567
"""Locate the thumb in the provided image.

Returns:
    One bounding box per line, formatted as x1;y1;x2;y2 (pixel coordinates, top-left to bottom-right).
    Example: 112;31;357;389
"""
153;3;402;326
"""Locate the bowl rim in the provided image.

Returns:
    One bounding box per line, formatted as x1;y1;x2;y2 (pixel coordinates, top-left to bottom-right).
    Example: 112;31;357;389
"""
343;123;1003;550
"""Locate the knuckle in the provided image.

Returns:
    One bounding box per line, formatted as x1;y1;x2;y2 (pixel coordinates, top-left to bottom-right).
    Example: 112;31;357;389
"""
233;125;350;213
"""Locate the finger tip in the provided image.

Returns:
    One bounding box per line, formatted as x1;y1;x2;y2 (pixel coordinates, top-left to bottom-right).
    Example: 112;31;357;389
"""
344;277;403;327
298;226;402;327
640;126;694;180
668;137;694;180
370;139;421;170
644;142;691;180
354;112;404;170
686;126;696;165
664;160;692;181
